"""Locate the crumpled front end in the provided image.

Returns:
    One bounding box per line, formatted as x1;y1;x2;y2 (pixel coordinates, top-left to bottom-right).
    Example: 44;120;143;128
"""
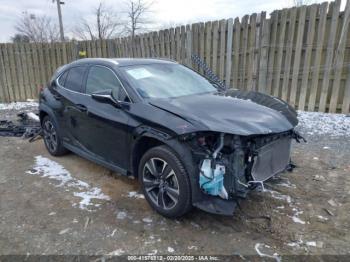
183;130;298;215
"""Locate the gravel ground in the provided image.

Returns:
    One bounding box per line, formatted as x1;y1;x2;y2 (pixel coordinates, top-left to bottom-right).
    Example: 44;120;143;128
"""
0;102;349;259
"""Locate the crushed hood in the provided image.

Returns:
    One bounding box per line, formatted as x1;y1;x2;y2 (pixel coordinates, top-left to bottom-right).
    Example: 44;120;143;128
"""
149;91;298;136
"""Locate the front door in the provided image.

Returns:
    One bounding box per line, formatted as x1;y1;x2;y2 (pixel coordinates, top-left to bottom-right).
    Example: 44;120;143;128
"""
77;65;132;169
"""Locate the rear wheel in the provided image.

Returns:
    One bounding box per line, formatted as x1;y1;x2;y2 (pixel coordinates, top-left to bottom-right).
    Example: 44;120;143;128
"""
42;116;68;156
139;145;192;218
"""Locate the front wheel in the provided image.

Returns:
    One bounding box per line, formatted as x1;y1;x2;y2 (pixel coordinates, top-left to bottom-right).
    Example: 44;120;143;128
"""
138;145;192;218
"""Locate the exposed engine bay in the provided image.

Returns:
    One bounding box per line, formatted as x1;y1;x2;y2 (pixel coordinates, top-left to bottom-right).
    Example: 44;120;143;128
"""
184;130;301;202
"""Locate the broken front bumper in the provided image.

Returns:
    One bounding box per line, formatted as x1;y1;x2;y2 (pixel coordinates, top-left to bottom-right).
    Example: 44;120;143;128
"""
193;132;295;216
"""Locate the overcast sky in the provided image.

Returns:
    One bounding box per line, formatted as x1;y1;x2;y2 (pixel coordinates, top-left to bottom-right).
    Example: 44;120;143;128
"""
0;0;343;42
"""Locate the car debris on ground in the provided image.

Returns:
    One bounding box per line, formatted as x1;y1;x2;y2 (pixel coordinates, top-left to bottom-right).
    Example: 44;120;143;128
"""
0;111;41;141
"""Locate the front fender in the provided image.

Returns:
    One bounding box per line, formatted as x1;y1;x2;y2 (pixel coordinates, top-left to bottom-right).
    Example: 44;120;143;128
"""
130;128;203;204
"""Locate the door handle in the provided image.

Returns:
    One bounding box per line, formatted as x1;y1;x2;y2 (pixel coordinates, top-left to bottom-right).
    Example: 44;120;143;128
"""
75;104;87;112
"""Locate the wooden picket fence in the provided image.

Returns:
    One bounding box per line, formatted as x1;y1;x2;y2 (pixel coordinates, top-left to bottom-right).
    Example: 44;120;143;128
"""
1;0;350;113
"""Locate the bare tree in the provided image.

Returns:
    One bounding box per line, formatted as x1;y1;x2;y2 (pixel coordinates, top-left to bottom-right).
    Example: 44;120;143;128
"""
73;2;122;40
15;13;60;43
11;34;30;43
124;0;154;40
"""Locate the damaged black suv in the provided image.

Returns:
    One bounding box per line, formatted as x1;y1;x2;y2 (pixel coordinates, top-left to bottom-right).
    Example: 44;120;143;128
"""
39;58;299;217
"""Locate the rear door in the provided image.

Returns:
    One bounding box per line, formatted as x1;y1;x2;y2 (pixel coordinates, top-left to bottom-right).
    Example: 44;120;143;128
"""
78;65;132;169
54;65;89;146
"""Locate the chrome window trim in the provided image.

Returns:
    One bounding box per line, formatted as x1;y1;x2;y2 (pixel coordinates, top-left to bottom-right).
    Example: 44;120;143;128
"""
56;64;133;103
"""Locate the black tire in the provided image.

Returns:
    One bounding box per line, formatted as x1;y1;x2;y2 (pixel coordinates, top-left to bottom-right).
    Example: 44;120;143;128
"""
42;115;68;156
138;145;192;218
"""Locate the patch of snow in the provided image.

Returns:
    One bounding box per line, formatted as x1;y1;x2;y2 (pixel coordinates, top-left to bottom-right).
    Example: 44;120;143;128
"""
265;187;306;225
48;212;56;216
291;208;306;224
167;247;175;253
142;217;153;223
73;188;109;210
323;146;330;149
127;191;145;199
306;241;317;247
292;216;306;224
110;229;118;237
313;157;319;160
297;111;350;137
26;156;110;211
191;222;201;229
276;181;296;189
328;199;338;207
254;243;281;262
317;215;328;221
59;228;70;235
0;101;38;110
116;211;127;220
264;189;292;203
26;112;40;122
148;250;158;255
107;249;125;256
287;239;303;248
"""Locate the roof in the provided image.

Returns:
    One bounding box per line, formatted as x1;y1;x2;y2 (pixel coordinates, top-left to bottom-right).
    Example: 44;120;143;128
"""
69;58;177;67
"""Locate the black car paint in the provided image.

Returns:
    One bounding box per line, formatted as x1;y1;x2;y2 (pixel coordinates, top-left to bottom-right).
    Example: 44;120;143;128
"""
148;93;295;136
40;58;298;215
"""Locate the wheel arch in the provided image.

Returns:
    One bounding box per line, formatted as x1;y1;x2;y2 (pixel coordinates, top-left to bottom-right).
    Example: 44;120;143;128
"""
131;130;201;203
131;134;165;178
39;104;57;125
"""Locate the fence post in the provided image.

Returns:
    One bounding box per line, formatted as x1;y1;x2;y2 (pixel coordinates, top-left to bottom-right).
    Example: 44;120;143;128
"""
298;4;318;111
281;7;297;101
273;9;287;97
211;21;219;75
258;14;270;93
307;2;328;111
232;18;240;89
289;5;307;107
319;0;341;112
330;0;350;113
0;44;9;102
240;15;249;90
342;65;350;113
185;25;192;67
251;12;266;91
219;19;227;81
225;18;234;88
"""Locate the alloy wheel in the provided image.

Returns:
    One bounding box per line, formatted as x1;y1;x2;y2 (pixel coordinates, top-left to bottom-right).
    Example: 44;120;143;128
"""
142;157;180;210
43;120;58;153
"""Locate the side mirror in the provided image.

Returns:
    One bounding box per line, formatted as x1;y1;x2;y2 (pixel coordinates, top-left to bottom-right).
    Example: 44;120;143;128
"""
91;89;121;108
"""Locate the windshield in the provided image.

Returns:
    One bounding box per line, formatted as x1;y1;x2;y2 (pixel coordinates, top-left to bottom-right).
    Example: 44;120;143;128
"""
121;63;216;99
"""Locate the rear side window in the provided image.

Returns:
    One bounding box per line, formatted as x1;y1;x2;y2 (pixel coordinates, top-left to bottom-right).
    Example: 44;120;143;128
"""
58;71;68;86
64;66;87;93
